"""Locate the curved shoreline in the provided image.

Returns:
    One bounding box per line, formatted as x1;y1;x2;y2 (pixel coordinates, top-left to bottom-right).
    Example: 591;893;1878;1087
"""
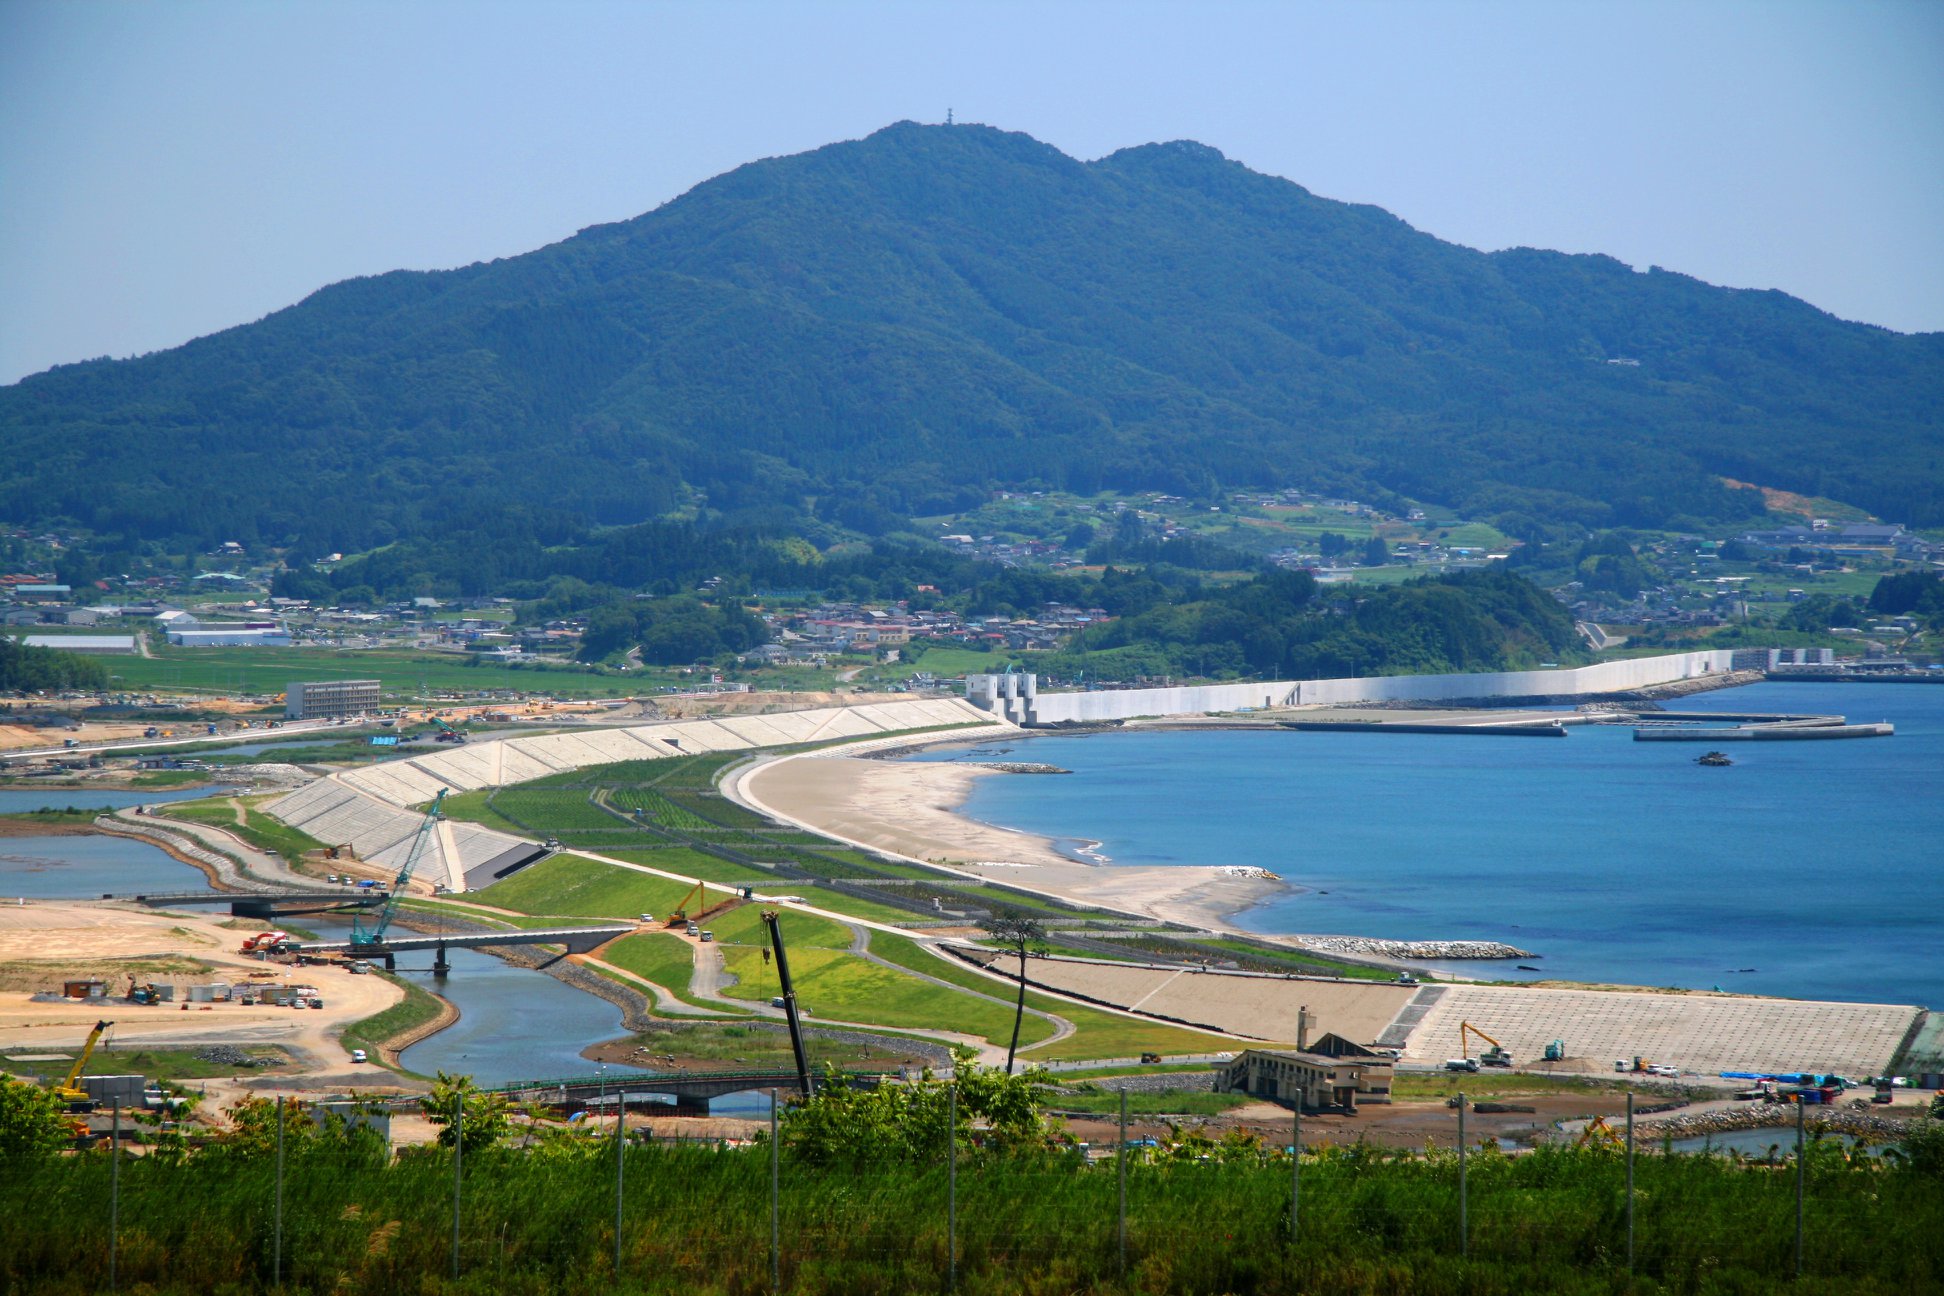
729;742;1342;953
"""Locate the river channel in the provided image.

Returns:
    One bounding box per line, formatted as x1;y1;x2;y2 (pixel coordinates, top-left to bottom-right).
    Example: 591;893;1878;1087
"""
0;783;238;815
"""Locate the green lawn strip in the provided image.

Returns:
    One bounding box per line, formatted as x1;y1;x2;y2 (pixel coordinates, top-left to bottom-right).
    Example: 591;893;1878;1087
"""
714;943;1053;1047
151;797;237;827
829;855;971;880
153;795;324;860
1047;1088;1254;1118
1132;935;1400;981
599;932;748;1016
868;933;1245;1063
126;770;212;788
1389;1072;1620;1101
599;848;780;885
1;1045;293;1084
1037;1062;1218;1082
949;884;1077;914
469;853;709;919
108;644;637;699
780;888;924;925
437;789;530;836
705;902;850;950
339;972;448;1077
395;898;619;932
0;807;108;825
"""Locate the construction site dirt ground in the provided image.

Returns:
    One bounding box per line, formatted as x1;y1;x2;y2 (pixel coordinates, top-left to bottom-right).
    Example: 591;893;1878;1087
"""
1059;1091;1641;1152
0;900;402;1078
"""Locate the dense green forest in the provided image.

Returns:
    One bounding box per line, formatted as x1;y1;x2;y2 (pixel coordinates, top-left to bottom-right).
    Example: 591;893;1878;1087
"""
0;636;110;691
1043;567;1583;680
4;122;1941;560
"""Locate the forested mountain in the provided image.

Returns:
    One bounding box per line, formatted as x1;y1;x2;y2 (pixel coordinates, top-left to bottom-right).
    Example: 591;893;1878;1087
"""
6;121;1942;553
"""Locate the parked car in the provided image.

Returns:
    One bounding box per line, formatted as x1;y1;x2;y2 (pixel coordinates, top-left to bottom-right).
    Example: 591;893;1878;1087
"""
350;1049;368;1064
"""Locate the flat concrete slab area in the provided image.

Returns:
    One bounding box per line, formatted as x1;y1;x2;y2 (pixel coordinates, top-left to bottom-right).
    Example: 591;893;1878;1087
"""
1402;984;1922;1078
1005;956;1414;1044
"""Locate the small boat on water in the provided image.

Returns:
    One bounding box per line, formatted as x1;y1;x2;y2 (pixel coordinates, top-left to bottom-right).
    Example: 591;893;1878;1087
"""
1695;751;1734;767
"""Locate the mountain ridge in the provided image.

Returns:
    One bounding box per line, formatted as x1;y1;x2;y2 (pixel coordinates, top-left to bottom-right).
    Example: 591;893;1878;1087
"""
6;120;1940;549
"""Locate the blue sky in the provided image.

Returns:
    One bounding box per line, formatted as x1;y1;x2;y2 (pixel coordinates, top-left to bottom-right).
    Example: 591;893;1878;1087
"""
1;0;1939;386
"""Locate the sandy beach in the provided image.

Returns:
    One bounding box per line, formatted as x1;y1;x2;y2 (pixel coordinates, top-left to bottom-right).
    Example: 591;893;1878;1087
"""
735;752;1284;932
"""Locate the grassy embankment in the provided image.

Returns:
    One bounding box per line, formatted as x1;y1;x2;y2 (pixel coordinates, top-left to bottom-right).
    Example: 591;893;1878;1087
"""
338;971;450;1074
1047;1087;1254;1118
157;794;326;860
0;1045;291;1085
866;931;1243;1062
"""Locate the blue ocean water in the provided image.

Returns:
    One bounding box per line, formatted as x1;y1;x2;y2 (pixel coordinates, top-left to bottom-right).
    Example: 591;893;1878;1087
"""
917;682;1943;1008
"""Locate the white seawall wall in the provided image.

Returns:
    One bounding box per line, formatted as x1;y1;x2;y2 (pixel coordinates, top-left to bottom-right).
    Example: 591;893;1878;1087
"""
978;651;1738;725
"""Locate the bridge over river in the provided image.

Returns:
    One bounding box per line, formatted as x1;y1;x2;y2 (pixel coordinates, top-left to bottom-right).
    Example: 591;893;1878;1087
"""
487;1068;890;1115
287;924;637;973
127;889;386;918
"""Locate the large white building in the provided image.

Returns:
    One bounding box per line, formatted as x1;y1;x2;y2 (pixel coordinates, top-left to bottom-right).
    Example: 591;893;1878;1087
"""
167;627;291;647
19;634;138;655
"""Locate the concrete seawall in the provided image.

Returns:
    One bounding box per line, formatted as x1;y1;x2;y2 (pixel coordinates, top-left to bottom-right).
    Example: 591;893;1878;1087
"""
973;651;1740;725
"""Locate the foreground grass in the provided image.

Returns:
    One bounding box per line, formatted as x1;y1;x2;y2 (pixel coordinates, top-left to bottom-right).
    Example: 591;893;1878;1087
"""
1;1141;1934;1295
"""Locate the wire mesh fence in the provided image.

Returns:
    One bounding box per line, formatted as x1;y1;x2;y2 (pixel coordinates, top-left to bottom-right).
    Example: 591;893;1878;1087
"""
1;1093;1936;1294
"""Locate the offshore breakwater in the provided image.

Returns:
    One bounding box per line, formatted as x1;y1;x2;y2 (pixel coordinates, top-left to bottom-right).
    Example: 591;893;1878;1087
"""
1633;716;1894;742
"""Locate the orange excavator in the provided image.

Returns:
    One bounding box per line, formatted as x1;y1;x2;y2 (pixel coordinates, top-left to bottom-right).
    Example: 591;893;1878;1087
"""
664;881;744;928
1460;1021;1514;1068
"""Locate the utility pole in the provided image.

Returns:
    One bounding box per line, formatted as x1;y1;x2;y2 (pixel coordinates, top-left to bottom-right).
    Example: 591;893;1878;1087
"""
1457;1094;1468;1260
1291;1089;1303;1248
761;911;814;1098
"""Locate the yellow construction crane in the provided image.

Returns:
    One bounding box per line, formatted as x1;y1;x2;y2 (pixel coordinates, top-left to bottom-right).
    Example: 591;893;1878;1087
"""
1460;1021;1514;1068
53;1019;113;1108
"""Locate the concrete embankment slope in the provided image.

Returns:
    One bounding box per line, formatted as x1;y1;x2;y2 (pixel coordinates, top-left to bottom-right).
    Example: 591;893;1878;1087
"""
992;955;1920;1078
265;698;1003;892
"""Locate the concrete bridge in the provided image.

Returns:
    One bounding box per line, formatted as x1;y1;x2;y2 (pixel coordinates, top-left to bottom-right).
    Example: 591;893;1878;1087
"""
128;889;385;918
287;924;637;973
488;1068;889;1116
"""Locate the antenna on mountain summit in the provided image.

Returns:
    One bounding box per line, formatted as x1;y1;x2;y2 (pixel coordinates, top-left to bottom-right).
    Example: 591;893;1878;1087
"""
946;108;954;126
